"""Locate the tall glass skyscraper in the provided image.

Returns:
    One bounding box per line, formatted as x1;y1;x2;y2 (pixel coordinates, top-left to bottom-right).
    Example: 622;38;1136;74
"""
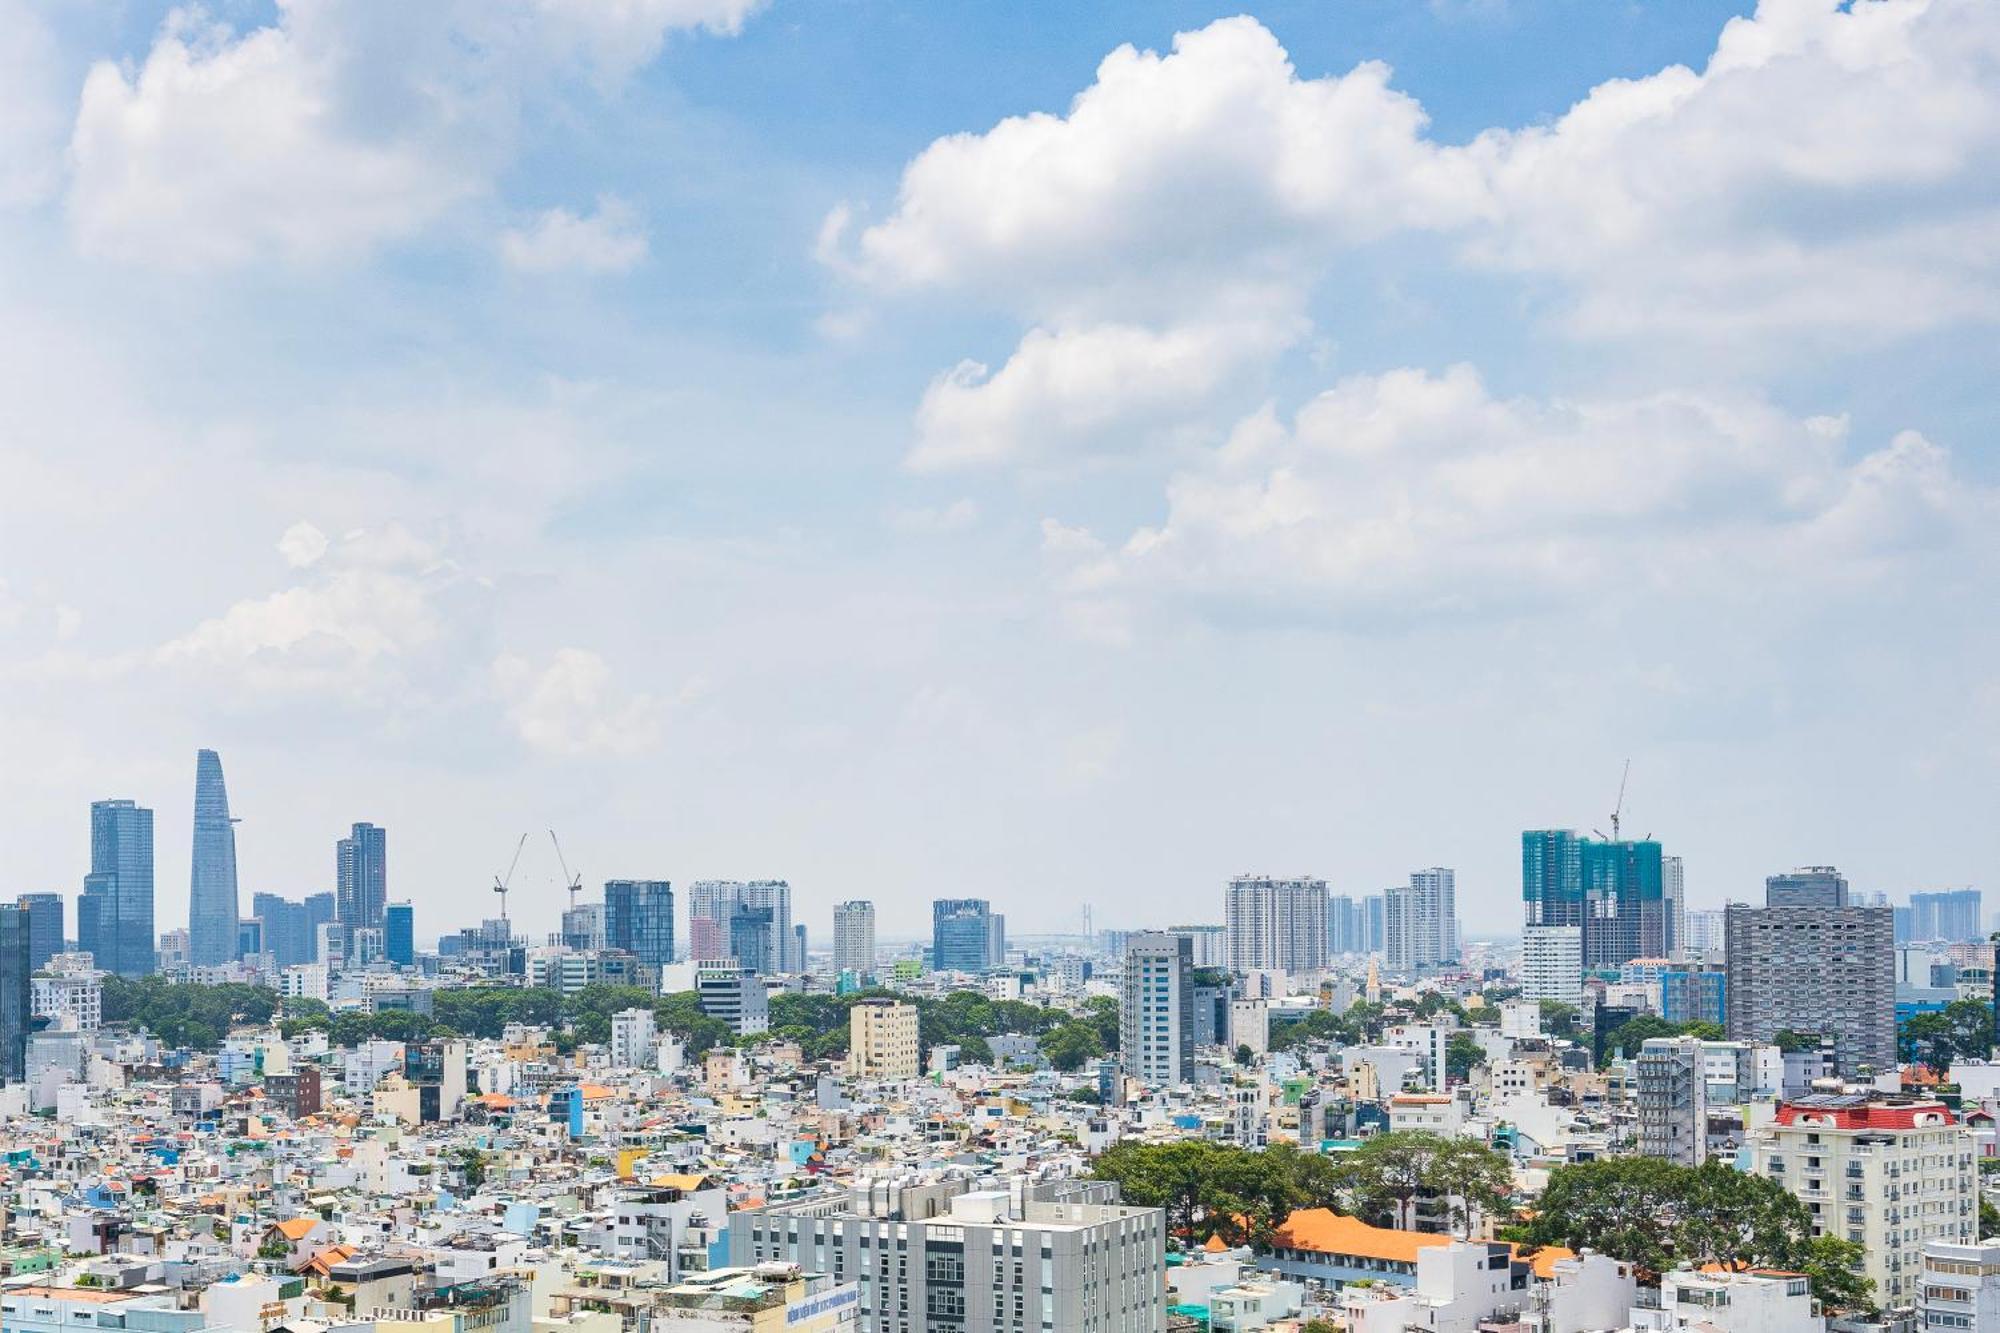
932;898;995;973
604;879;674;968
82;799;154;977
384;901;415;966
15;893;63;972
0;905;28;1082
188;749;241;967
336;822;388;929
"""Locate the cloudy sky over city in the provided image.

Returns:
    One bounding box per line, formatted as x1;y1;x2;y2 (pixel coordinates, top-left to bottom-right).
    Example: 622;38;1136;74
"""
1;0;1995;941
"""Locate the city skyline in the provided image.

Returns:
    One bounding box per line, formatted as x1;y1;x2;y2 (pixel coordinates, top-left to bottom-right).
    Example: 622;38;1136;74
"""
1;1;1996;942
18;765;1998;945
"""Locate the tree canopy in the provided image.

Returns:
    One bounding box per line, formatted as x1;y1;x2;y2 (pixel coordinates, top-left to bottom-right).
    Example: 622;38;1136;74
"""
1517;1157;1874;1312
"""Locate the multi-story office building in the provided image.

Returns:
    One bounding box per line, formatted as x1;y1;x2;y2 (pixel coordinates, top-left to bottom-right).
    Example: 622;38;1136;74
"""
187;749;241;966
384;902;415;966
1225;876;1328;975
730;1178;1167;1333
729;906;775;976
1918;1239;2000;1332
1364;893;1386;953
1522;830;1665;970
1765;866;1849;908
1725;900;1895;1074
695;961;768;1036
1659;964;1726;1027
251;890;335;967
1384;868;1457;973
336;822;388;931
80;798;154;978
1748;1093;1974;1309
1634;1037;1708;1165
932;898;996;973
1907;888;1984;943
848;997;920;1079
1662;854;1684;958
604;880;674;968
833;900;876;976
1120;932;1194;1087
743;880;797;972
14;894;62;973
0;905;28;1080
1520;925;1582;1007
560;902;605;952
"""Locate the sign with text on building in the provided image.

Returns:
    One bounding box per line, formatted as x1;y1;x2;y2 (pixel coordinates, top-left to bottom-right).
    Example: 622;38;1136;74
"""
785;1282;860;1326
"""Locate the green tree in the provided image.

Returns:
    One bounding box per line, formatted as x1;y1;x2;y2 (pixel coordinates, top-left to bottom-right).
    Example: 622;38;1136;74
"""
1042;1020;1106;1072
1522;1157;1873;1312
1234;1044;1255;1066
1445;1033;1486;1084
1538;1001;1579;1040
1344;1131;1513;1236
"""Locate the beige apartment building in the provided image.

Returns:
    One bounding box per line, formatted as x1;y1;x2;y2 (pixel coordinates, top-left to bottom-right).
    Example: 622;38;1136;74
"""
848;998;919;1079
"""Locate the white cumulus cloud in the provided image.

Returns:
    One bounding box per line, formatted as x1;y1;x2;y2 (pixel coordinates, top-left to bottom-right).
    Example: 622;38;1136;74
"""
1044;365;1996;627
500;196;649;274
492;648;672;756
67;0;761;269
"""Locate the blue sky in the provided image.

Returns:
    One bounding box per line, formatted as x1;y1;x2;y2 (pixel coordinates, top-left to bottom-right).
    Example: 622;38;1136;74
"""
0;0;1995;944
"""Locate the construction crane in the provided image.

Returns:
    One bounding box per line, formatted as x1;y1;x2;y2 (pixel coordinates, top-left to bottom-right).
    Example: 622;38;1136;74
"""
550;829;583;913
492;833;528;925
1593;759;1632;843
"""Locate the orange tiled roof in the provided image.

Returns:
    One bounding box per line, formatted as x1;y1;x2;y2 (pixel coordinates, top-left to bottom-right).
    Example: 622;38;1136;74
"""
1270;1210;1452;1264
273;1217;321;1241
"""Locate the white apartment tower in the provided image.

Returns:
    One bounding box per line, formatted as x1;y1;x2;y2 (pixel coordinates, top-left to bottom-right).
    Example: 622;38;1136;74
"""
1521;924;1583;1007
1225;876;1328;976
1385;868;1457;973
832;900;876;976
1120;932;1194;1087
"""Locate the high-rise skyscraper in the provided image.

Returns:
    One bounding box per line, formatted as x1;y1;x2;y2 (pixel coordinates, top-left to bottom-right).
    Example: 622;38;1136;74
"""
742;881;796;972
685;880;790;970
1662;855;1685;958
730;906;775;976
188;749;241;967
1765;866;1848;908
1121;932;1194;1087
385;902;415;966
1906;889;1983;943
336;822;388;930
1384;868;1457;973
604;880;675;968
1522;829;1666;970
932;898;995;973
1224;876;1328;975
0;904;29;1082
1363;893;1386;953
15;894;63;973
82;799;154;977
1724;895;1895;1075
1327;894;1365;955
833;900;876;976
